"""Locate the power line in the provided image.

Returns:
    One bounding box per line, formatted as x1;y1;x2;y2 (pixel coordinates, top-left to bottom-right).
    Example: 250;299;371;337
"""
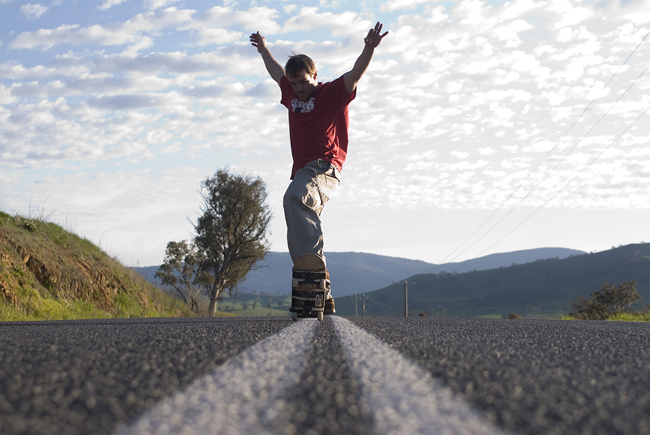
443;60;650;265
429;30;649;272
475;103;650;259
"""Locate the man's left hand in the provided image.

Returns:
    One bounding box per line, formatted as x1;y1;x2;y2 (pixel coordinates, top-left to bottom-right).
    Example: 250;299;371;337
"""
364;22;389;48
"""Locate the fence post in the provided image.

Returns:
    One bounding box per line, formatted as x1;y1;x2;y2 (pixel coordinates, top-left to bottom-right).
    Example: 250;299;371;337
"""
404;280;408;317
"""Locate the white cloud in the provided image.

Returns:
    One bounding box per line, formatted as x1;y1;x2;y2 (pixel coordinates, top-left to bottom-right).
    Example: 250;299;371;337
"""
0;62;60;79
125;36;155;55
9;7;195;50
162;142;182;154
451;151;470;159
381;0;429;13
87;94;165;111
0;84;18;105
623;2;650;25
282;7;371;36
497;0;542;21
20;3;48;19
196;6;281;34
557;27;573;42
197;28;243;46
493;18;533;47
552;4;591;29
9;75;137;98
98;0;128;10
10;24;132;50
93;51;231;75
145;0;180;11
478;147;496;156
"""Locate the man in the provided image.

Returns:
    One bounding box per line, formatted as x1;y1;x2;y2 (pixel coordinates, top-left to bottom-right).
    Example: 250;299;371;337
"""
250;22;388;314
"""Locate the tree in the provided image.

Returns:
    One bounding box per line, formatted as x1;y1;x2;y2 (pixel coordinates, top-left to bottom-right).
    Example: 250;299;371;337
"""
155;240;207;316
193;169;271;316
570;281;642;320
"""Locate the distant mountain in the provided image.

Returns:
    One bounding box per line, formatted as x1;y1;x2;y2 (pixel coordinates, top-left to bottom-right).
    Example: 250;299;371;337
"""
237;251;434;297
335;243;650;318
434;247;586;274
133;247;585;298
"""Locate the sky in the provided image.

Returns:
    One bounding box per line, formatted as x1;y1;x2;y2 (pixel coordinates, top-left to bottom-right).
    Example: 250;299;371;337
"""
1;0;649;267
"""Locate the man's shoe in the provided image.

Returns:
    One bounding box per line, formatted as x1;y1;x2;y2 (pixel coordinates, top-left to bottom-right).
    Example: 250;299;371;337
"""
324;297;336;315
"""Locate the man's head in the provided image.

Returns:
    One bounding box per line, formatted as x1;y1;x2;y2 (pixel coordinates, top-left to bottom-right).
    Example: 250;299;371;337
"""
285;53;316;78
285;53;319;102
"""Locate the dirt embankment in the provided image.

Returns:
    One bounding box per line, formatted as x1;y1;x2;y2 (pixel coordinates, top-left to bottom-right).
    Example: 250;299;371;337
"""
0;216;184;319
1;230;125;310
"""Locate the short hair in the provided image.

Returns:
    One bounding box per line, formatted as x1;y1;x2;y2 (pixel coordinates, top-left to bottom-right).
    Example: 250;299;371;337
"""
285;53;316;78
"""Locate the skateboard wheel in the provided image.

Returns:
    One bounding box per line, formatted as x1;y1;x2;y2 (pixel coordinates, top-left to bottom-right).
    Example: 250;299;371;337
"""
291;312;298;322
317;312;323;321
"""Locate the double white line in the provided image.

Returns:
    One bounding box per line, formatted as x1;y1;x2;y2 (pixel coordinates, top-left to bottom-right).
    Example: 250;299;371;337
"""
115;317;506;435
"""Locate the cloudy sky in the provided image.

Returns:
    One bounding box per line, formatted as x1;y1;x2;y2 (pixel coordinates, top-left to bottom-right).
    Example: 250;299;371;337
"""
1;0;649;267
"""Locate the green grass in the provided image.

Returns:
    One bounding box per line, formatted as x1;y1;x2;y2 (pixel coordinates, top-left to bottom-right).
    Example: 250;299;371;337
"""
0;288;112;321
607;312;650;322
561;312;650;322
0;279;191;322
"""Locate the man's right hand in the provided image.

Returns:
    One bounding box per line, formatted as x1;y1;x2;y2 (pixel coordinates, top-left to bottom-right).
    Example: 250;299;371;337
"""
250;31;285;85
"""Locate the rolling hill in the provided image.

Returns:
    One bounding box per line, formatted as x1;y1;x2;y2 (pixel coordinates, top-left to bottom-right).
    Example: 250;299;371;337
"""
134;247;585;297
335;243;650;318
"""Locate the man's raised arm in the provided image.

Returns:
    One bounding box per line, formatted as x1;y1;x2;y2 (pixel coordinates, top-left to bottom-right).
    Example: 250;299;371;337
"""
250;31;285;85
344;22;389;95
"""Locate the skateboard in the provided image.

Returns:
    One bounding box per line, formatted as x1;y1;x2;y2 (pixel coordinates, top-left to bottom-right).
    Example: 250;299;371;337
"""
290;254;327;321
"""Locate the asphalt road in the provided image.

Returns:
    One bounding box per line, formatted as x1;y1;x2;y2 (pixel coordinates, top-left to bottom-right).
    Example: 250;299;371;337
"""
0;316;648;435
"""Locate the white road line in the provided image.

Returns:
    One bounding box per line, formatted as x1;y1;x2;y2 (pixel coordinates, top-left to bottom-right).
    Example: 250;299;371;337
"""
332;317;509;435
112;320;318;435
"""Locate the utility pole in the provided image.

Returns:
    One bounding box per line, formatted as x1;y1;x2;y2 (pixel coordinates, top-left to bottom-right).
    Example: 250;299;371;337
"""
270;294;272;316
404;280;408;317
362;295;366;316
355;293;358;316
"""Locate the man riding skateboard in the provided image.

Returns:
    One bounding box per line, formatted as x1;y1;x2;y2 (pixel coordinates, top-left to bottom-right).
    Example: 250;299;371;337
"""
251;22;388;315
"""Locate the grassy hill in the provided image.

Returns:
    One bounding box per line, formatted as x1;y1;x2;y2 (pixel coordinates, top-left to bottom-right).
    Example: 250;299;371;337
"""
234;248;587;297
0;212;198;321
336;243;650;318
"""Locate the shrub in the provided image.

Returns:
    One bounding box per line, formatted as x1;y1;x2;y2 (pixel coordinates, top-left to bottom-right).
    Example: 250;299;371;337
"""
569;281;642;320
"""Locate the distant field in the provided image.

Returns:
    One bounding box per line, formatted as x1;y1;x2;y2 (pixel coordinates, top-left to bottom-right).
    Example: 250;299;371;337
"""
218;294;292;317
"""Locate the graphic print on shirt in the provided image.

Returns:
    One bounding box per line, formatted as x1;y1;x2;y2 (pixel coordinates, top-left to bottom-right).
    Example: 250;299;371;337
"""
291;97;315;114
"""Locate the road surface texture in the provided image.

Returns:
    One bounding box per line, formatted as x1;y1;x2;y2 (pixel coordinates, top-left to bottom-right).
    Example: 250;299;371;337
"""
0;316;648;434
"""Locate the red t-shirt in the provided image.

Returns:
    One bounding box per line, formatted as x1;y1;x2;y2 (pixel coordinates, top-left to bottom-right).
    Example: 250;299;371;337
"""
280;75;356;179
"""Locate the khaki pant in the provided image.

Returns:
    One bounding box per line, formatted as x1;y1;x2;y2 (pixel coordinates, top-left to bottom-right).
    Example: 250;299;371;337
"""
283;159;340;265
